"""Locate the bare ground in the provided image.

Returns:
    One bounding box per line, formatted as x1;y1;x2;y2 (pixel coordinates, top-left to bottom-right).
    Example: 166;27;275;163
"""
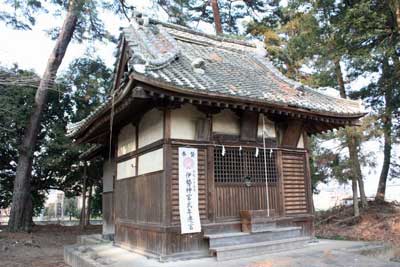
1;202;399;267
315;201;400;247
0;224;101;267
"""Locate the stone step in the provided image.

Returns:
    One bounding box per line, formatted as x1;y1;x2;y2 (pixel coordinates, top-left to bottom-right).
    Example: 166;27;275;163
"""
77;234;110;246
205;226;302;248
240;210;279;233
64;244;116;267
211;236;311;261
244;221;277;233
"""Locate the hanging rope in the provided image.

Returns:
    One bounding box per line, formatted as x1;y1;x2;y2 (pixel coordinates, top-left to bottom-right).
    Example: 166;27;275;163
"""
169;140;299;153
262;114;271;217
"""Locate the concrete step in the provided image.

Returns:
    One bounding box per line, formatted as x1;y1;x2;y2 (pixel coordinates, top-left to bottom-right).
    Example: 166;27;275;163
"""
244;221;276;233
205;226;302;248
211;236;311;261
64;244;116;267
77;234;110;246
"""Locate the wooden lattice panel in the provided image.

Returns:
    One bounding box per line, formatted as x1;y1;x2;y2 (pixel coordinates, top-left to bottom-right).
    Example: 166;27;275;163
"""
171;147;208;224
214;147;278;184
213;146;279;218
282;151;308;214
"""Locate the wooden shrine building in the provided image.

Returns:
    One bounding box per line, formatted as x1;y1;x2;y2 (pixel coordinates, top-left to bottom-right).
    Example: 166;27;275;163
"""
67;15;365;261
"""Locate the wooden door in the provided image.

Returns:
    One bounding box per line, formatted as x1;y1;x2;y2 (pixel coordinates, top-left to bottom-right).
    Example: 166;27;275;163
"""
213;147;280;219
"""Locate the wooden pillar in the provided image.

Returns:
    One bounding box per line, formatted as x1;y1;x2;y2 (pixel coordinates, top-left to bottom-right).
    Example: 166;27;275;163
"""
207;145;216;223
276;150;285;216
303;133;314;214
163;109;171;226
80;162;87;228
162;108;172;258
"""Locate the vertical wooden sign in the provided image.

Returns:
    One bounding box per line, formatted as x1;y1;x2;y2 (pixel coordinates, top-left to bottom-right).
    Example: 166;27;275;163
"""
179;147;201;234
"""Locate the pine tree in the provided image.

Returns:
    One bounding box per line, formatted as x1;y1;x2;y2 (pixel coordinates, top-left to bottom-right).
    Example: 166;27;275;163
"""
155;0;279;34
1;0;132;231
247;1;376;215
339;0;400;202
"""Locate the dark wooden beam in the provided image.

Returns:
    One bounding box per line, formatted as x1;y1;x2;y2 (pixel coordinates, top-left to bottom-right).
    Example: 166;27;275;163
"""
280;120;304;148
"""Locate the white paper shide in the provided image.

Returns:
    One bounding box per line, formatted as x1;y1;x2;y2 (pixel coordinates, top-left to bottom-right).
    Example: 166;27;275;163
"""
178;147;201;234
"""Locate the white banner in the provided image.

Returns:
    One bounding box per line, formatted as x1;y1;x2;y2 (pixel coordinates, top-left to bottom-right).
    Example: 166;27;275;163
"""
179;147;201;234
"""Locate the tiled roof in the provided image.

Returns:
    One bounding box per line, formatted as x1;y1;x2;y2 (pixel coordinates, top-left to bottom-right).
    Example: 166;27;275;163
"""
124;19;364;116
67;17;364;139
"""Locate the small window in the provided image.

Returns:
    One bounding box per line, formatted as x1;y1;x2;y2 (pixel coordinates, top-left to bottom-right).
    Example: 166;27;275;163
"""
214;147;278;184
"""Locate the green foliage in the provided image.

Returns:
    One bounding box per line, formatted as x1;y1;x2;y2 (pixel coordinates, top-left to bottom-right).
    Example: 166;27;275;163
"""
155;0;280;34
90;183;103;218
0;57;111;213
246;0;400;193
62;57;112;122
0;0;132;43
0;0;44;30
0;65;72;212
64;197;80;219
58;57;111;200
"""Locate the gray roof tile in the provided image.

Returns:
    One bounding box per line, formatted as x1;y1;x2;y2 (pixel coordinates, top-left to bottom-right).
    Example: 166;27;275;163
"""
122;20;364;116
67;19;364;139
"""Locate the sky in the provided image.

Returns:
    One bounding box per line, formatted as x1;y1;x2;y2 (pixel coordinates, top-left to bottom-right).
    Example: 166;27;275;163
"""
0;1;398;210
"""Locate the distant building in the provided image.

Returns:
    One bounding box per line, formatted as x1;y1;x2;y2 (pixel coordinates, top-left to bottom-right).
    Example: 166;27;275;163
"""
40;190;65;220
0;207;10;224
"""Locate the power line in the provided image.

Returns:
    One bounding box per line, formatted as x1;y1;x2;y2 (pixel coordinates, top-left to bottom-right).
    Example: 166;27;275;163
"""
0;76;101;101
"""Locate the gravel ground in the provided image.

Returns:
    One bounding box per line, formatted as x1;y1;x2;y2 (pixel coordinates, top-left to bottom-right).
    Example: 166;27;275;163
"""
0;224;101;267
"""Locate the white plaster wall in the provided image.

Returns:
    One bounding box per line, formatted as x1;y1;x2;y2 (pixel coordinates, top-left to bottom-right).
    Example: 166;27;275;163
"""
117;158;136;180
212;109;240;135
138;108;164;148
117;124;136;156
171;104;206;140
297;133;304;148
138;148;163;175
102;160;114;192
257;114;276;138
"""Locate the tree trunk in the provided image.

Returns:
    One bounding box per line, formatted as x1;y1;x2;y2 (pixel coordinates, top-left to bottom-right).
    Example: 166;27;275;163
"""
85;184;92;226
334;59;346;99
347;133;368;208
375;57;393;202
352;175;360;217
211;0;223;34
390;0;400;34
8;0;81;232
334;58;367;210
356;165;368;208
80;163;87;228
375;122;391;201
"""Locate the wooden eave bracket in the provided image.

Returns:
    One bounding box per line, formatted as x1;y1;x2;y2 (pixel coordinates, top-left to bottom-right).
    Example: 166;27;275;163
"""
135;82;364;127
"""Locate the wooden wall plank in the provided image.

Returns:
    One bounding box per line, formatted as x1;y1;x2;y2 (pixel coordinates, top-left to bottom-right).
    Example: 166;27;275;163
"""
114;171;164;224
214;184;279;219
281;151;309;215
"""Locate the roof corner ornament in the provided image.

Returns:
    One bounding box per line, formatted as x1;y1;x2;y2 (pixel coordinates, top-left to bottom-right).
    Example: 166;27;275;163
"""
131;53;148;74
128;18;180;72
133;64;146;74
295;84;306;96
191;57;206;74
252;39;267;57
143;16;150;27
